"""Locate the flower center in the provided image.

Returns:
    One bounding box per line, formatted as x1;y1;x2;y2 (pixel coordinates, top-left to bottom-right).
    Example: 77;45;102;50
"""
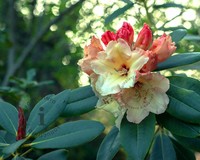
115;64;129;76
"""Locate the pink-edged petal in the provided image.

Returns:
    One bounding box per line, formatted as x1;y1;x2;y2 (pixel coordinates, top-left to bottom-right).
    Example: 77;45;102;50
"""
126;108;149;124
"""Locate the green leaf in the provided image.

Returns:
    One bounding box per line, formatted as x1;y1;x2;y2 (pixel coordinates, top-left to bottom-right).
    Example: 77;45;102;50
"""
12;157;32;160
26;69;36;81
153;3;184;9
26;90;70;135
37;149;68;160
166;77;200;124
170;29;187;44
67;85;95;104
120;114;155;160
2;139;26;155
0;130;16;148
0;101;18;135
171;138;196;160
156;52;200;71
157;113;200;138
173;135;200;152
105;3;134;24
150;134;176;160
97;126;120;160
62;96;98;116
62;86;97;116
184;34;200;41
31;120;104;149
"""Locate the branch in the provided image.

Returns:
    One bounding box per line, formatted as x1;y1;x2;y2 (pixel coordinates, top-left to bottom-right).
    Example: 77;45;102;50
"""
2;0;17;86
1;0;85;86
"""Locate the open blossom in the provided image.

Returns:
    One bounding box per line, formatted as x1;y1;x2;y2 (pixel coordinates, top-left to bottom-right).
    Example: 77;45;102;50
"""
78;22;176;126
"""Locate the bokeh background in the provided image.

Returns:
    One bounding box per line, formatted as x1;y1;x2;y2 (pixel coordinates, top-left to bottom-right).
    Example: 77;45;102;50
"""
0;0;200;159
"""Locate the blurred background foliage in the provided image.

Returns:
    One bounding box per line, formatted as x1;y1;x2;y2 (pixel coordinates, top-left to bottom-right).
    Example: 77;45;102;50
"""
0;0;200;159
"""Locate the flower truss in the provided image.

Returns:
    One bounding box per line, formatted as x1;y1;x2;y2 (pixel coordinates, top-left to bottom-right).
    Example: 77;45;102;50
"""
78;22;176;127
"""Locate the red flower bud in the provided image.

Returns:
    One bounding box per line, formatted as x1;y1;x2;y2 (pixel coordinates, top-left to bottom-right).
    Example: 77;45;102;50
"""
116;22;134;46
101;31;116;45
134;23;152;50
16;107;26;140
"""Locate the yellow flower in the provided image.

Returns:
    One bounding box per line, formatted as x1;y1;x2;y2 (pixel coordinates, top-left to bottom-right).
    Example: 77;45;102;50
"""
91;38;149;96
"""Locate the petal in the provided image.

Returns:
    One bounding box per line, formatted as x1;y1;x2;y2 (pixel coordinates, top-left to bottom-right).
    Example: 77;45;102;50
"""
126;108;149;124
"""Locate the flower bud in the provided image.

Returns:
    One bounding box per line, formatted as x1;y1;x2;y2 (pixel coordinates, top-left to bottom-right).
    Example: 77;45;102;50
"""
116;22;134;46
101;31;116;45
150;34;176;62
134;23;152;50
16;107;26;140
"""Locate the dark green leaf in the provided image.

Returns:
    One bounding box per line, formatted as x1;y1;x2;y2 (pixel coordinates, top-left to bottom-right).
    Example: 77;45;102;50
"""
170;29;187;44
37;149;68;160
166;77;200;124
26;90;70;135
153;3;184;9
26;69;36;81
12;157;32;160
2;139;26;155
67;85;95;104
31;120;104;149
184;34;200;41
171;138;196;160
157;113;200;138
156;52;200;71
173;135;200;152
105;3;134;24
62;96;98;116
0;130;15;149
120;114;155;160
0;101;18;135
150;134;176;160
97;126;120;160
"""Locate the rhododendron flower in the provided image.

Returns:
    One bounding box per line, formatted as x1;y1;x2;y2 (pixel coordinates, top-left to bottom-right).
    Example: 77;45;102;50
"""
78;22;176;126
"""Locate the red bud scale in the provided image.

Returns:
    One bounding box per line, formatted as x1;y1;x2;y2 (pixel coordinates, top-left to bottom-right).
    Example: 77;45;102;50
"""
16;107;26;140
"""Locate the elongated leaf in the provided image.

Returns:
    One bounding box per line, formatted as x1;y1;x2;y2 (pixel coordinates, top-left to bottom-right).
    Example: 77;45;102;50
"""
12;157;32;160
173;135;200;152
184;34;200;41
150;134;176;160
62;96;98;116
97;126;120;160
105;3;134;24
170;29;187;44
0;130;15;149
67;85;95;103
37;149;68;160
0;101;18;135
156;52;200;71
31;120;104;149
120;114;155;160
26;90;70;135
157;113;200;138
153;3;184;9
2;139;26;155
171;138;196;160
168;76;200;94
166;78;200;123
